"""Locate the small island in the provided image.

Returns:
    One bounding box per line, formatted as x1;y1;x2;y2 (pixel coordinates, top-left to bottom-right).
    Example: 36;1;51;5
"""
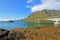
4;20;14;22
7;20;14;22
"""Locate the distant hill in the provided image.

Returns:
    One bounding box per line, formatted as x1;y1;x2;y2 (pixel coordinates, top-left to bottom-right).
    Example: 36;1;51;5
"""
22;9;60;22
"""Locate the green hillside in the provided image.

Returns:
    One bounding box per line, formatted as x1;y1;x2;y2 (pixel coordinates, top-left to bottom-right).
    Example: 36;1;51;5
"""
22;9;60;22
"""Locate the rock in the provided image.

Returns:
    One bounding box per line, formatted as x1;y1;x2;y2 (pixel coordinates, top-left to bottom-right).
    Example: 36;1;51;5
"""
0;29;9;37
0;29;9;40
0;27;60;40
8;31;26;40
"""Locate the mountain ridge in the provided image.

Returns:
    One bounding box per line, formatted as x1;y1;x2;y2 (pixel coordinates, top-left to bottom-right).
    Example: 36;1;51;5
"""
22;9;60;22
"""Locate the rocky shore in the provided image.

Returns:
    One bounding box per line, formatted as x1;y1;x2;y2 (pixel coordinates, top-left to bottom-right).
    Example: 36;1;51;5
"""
0;27;60;40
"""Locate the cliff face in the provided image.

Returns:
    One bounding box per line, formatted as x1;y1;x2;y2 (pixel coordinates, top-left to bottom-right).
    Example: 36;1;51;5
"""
0;27;60;40
22;9;60;22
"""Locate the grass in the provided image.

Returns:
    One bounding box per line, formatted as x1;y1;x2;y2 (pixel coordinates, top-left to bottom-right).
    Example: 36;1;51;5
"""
22;10;60;22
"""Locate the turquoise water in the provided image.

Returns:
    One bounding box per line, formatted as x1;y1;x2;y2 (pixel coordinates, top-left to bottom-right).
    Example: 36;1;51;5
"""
28;22;54;28
0;21;54;30
0;21;28;30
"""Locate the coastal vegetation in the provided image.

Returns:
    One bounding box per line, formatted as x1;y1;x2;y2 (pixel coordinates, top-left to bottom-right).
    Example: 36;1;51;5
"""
1;27;60;40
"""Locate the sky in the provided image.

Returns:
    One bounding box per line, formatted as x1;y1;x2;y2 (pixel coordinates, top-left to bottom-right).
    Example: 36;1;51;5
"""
0;0;60;21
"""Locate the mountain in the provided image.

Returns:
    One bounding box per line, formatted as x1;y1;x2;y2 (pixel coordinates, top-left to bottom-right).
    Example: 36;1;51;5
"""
22;9;60;22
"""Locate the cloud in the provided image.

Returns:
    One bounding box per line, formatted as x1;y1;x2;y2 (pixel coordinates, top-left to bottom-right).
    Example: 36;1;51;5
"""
31;0;60;12
27;0;33;4
26;5;32;8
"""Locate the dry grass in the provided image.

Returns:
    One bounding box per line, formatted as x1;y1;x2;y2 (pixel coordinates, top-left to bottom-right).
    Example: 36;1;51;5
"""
9;27;60;40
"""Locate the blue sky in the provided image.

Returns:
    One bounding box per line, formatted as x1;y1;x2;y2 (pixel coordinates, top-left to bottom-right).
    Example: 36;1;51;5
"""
0;0;30;20
0;0;31;21
0;0;60;21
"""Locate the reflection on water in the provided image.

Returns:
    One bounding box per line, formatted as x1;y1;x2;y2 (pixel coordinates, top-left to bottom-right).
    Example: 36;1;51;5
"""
28;22;54;28
0;21;59;30
54;24;60;27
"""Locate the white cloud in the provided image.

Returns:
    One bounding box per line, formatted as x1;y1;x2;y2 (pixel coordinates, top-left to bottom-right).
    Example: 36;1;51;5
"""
31;0;60;12
27;0;33;4
26;5;32;8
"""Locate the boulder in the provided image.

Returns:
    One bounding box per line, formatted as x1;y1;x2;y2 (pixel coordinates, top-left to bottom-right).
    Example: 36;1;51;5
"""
0;29;9;40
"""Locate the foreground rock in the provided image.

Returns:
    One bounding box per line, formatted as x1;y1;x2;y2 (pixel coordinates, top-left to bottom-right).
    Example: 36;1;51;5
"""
0;27;60;40
0;29;9;40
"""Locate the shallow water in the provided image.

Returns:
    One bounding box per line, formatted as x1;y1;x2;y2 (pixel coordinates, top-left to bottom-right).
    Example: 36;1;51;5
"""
0;21;28;30
0;21;54;30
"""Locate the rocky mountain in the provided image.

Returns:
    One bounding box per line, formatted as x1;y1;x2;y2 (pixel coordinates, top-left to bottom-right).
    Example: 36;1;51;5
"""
22;9;60;22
